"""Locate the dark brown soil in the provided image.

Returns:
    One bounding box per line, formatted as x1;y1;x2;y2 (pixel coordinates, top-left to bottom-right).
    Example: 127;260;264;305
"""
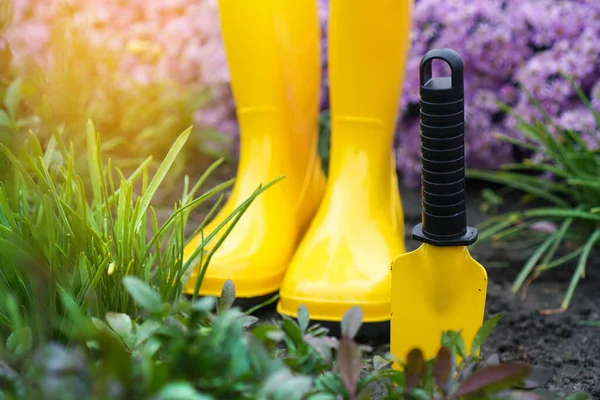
401;183;600;397
163;161;600;397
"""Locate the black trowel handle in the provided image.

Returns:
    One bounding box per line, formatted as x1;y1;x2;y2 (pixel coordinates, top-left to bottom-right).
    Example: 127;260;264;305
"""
412;48;477;247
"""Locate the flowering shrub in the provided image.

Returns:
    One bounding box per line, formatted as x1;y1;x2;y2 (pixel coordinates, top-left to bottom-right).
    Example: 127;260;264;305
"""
4;0;600;187
3;0;236;165
385;0;600;186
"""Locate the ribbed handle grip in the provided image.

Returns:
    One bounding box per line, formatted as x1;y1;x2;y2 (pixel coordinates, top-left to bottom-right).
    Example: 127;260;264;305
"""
412;48;477;247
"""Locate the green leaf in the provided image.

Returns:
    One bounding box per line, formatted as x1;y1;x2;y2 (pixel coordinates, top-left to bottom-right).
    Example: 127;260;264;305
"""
512;233;557;294
471;313;503;355
239;315;259;328
217;279;235;314
4;78;21;119
404;348;426;392
135;320;162;345
341;306;363;339
0;109;10;127
281;316;304;349
306;395;337;400
442;330;466;359
191;296;217;313
560;229;600;311
261;369;314;400
86;121;103;207
105;312;133;343
155;382;213;400
297;304;310;334
134;126;192;231
6;327;32;357
451;364;531;398
565;393;593;400
122;276;162;314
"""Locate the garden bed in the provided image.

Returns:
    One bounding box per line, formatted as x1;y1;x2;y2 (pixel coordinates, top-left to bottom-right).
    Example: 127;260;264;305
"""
161;164;600;398
401;184;600;398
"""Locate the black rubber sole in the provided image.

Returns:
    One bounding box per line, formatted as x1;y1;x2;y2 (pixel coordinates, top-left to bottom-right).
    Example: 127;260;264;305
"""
184;291;390;341
183;291;280;312
232;292;280;311
305;318;390;341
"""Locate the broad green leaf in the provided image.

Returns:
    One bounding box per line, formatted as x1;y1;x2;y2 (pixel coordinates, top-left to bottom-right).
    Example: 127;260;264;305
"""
105;312;133;338
281;316;304;349
276;376;314;399
155;382;213;400
239;315;259;328
471;313;503;355
341;306;363;339
122;276;162;313
135;320;161;345
261;369;314;400
191;296;216;313
306;395;337;400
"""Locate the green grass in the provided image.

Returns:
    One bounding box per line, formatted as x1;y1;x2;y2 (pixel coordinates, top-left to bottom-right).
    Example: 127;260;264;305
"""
0;118;278;346
467;76;600;312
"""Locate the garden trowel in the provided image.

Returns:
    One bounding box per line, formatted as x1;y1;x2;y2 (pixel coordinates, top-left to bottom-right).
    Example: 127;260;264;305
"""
390;48;488;363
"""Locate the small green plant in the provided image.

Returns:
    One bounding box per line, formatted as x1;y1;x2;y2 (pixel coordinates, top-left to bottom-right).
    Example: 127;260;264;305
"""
467;76;600;313
0;277;591;400
0;118;278;346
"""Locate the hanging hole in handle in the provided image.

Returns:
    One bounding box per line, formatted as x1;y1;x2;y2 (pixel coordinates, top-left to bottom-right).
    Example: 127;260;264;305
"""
419;48;464;91
431;59;452;80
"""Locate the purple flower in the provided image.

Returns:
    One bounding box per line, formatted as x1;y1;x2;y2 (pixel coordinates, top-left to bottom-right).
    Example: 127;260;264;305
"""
6;0;600;188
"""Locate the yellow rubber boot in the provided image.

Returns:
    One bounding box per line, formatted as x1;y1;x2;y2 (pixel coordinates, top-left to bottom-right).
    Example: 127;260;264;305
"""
183;0;325;298
277;0;413;324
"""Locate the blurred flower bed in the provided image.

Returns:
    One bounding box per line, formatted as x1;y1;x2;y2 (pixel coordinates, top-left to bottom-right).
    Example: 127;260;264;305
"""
1;0;237;177
3;0;600;187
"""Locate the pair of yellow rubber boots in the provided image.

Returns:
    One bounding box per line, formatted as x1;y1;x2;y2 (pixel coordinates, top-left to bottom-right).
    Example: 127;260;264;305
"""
183;0;413;324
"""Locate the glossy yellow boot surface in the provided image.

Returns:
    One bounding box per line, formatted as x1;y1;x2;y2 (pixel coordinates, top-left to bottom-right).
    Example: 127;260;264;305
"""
390;245;488;362
277;0;413;323
183;0;325;297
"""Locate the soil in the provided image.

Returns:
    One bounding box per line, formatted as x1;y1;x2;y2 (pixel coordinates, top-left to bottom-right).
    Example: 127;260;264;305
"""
400;184;599;398
158;161;600;398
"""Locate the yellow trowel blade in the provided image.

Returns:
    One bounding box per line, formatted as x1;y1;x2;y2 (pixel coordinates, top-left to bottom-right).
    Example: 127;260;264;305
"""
390;244;487;362
390;48;488;363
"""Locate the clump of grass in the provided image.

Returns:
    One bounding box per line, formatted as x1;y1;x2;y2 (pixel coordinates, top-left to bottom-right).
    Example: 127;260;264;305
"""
0;117;277;345
467;76;600;313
